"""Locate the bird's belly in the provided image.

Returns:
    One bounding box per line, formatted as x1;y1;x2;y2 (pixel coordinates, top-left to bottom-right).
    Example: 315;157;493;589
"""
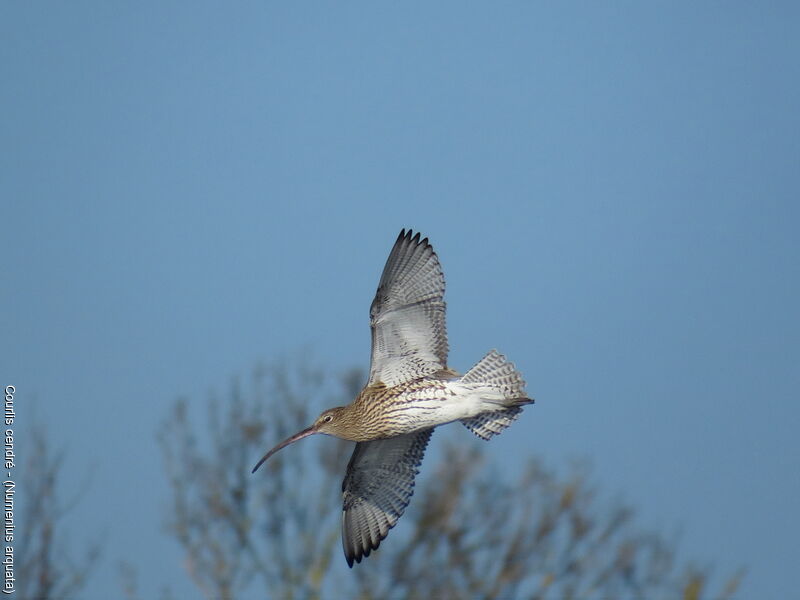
379;382;490;434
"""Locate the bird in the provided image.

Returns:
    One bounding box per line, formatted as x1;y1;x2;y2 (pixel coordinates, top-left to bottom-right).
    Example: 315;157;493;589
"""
252;228;533;567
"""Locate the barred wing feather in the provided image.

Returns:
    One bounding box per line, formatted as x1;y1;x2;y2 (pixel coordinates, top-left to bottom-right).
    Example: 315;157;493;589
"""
341;429;433;567
368;229;448;387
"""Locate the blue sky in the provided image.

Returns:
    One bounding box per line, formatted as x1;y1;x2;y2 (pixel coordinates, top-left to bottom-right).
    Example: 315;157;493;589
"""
3;2;798;598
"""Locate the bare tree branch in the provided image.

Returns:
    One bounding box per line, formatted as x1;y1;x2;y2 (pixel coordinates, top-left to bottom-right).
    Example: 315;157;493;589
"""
17;422;101;600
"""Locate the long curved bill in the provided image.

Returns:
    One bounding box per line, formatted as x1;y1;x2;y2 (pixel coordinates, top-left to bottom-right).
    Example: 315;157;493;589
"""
252;426;316;473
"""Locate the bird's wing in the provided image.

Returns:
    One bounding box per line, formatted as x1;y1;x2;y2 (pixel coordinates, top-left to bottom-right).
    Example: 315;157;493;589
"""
368;229;448;387
341;429;433;567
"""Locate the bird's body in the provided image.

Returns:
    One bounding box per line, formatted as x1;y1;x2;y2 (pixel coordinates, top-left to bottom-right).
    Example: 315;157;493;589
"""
252;229;534;566
330;365;528;441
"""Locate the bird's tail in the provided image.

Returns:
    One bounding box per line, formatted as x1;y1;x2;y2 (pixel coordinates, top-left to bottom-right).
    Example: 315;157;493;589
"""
460;349;533;440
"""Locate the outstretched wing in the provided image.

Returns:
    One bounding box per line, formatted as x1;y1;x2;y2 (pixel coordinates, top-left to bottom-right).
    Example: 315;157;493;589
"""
341;429;433;567
368;229;448;387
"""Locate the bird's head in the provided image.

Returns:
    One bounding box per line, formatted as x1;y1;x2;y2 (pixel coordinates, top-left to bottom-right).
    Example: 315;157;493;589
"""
311;406;351;436
251;406;351;474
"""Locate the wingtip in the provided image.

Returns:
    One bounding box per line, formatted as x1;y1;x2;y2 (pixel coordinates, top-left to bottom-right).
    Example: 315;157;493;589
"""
398;228;413;243
396;228;431;249
345;548;366;568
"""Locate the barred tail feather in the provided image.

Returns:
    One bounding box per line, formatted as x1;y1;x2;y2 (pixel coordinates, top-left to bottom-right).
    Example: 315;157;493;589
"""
460;350;533;440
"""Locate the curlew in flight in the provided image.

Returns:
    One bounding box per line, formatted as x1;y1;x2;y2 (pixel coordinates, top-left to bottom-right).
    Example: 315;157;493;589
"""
252;229;533;566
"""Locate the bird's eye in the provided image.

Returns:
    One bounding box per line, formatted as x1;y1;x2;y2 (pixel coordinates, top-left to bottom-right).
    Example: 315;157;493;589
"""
323;415;333;423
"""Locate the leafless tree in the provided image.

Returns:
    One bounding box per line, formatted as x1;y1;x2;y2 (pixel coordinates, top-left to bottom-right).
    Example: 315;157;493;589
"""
16;422;101;599
157;361;743;599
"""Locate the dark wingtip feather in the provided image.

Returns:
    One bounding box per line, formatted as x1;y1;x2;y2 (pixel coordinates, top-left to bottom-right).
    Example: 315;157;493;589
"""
395;228;433;249
346;546;368;567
